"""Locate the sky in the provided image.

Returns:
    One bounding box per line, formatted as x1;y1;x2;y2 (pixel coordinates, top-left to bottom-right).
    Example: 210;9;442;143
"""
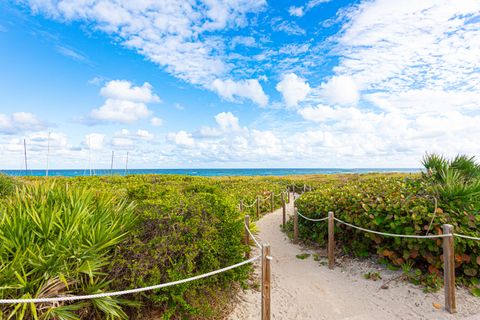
0;0;480;169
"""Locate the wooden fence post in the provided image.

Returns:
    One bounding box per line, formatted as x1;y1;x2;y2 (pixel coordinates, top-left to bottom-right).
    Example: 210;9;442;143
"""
328;211;335;269
256;196;260;216
261;244;271;320
240;200;244;213
270;193;274;212
244;215;250;259
281;194;286;229
293;207;298;244
303;184;306;193
287;190;291;203
443;224;456;313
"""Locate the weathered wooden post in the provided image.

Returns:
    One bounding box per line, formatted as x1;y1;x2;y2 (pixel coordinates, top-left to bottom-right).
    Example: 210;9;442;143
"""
240;200;244;213
256;196;260;216
293;207;299;244
244;215;250;259
261;244;271;320
287;190;291;203
270;193;274;212
443;224;456;313
328;211;335;269
281;193;286;228
303;184;306;193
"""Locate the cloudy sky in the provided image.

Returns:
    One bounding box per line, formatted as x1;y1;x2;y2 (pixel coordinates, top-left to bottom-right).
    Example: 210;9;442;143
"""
1;0;479;169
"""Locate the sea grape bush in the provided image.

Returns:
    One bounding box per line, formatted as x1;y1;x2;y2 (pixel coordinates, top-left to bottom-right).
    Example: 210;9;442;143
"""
291;175;480;287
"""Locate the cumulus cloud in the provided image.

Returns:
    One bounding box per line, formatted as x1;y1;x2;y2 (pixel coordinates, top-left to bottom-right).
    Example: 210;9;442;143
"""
215;112;241;131
89;80;158;124
0;112;45;134
166;130;195;147
211;78;268;106
90;99;152;123
110;129;154;148
276;73;311;107
100;80;160;103
320;75;359;106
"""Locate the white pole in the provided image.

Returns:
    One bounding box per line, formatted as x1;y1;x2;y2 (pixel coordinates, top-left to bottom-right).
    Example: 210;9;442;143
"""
46;132;50;177
125;152;129;175
23;139;28;175
110;150;114;175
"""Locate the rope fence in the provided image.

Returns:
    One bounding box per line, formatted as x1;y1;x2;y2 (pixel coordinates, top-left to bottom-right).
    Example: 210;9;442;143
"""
290;197;480;315
0;204;273;320
0;256;261;304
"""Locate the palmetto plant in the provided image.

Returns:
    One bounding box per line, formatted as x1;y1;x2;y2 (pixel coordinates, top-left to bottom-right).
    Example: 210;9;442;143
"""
0;182;137;319
422;153;480;208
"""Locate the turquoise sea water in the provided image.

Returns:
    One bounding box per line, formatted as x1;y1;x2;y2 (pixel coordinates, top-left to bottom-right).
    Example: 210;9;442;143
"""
1;168;420;177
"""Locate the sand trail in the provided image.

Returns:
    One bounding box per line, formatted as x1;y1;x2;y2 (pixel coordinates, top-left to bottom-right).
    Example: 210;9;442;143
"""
229;197;480;320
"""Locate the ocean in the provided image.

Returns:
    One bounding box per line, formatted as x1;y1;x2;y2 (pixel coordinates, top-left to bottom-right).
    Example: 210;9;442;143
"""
0;168;420;177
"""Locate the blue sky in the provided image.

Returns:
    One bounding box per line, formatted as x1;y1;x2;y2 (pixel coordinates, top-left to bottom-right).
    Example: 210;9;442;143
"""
1;0;479;169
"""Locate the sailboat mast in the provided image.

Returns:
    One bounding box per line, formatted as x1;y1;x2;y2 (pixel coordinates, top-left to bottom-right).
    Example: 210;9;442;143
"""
125;152;129;175
110;150;114;175
46;132;50;177
23;139;28;175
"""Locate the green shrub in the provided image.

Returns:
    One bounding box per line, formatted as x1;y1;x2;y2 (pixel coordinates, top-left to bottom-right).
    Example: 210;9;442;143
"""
0;174;16;197
290;175;480;287
11;174;292;318
0;182;137;319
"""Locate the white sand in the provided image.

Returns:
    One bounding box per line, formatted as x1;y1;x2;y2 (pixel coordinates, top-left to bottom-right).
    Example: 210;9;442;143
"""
229;198;480;320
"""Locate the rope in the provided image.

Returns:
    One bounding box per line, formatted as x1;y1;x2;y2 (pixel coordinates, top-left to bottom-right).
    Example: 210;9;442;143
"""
333;217;451;239
297;211;329;222
454;233;480;241
425;197;438;236
243;200;257;208
260;195;271;202
0;255;261;304
245;222;262;249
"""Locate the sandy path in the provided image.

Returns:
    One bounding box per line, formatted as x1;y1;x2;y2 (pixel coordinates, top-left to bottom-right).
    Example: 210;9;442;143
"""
229;196;480;320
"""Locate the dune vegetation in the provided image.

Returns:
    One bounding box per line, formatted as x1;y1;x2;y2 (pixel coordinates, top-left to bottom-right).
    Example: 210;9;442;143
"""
0;174;292;319
1;154;479;319
289;154;480;293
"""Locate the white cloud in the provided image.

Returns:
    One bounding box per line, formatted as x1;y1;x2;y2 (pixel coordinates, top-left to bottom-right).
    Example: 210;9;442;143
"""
288;0;331;17
276;73;311;107
288;6;304;17
90;99;152;123
320;75;359;106
150;117;163;126
21;0;266;93
85;133;105;150
111;129;154;147
198;126;222;137
100;80;160;103
89;80;159;124
231;36;257;48
166;130;195;147
211;78;268;106
56;45;89;62
215;112;241;131
272;19;306;36
0;112;45;134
